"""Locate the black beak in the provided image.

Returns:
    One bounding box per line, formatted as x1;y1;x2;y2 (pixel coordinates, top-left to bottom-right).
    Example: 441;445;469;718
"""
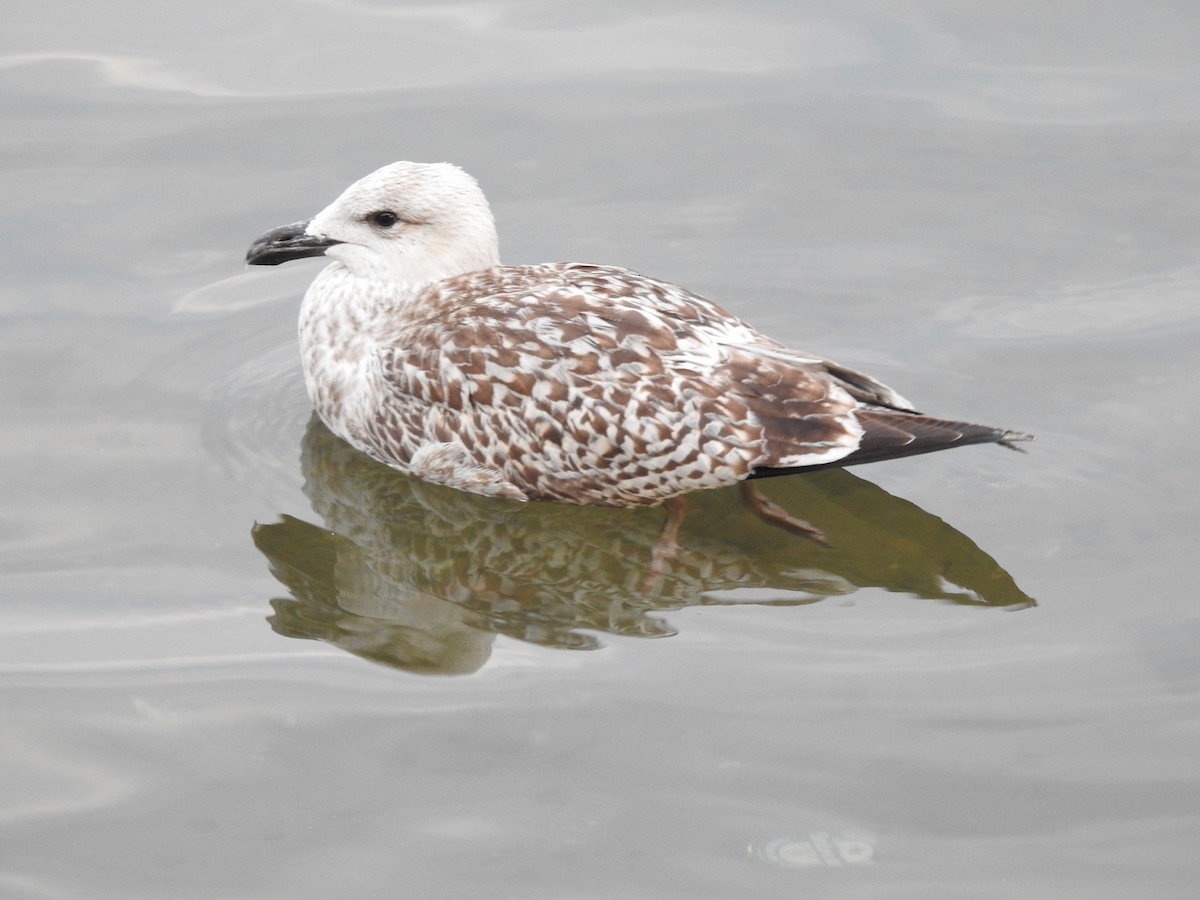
246;220;341;266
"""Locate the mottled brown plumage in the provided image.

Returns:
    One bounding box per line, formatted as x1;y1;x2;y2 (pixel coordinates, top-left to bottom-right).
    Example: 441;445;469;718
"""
246;161;1032;512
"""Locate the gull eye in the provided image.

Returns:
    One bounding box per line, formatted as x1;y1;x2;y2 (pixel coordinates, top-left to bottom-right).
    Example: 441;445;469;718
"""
368;210;399;228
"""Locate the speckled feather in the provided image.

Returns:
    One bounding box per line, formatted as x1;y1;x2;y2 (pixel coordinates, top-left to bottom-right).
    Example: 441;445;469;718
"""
249;161;1031;506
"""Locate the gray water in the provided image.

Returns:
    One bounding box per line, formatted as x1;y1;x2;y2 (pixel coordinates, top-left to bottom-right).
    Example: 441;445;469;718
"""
3;3;1199;897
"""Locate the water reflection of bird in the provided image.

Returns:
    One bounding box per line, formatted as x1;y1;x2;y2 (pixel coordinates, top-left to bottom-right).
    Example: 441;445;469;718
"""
245;161;1032;551
252;417;1034;675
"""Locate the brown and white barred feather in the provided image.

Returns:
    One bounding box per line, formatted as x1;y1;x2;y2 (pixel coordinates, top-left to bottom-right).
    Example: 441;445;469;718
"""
253;161;1031;509
304;263;1000;506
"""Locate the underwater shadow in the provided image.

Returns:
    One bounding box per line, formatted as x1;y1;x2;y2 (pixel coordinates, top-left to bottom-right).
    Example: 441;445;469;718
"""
252;417;1034;674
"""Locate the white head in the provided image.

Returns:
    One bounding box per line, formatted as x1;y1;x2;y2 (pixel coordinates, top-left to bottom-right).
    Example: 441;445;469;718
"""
247;161;501;286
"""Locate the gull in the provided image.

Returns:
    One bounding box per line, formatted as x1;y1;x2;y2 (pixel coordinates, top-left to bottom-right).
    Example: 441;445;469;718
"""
246;161;1032;547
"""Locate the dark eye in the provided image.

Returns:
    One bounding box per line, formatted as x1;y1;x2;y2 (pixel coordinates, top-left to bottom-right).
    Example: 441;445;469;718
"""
369;210;399;228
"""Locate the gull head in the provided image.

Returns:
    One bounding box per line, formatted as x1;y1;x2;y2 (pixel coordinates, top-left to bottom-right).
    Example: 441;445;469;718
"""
246;161;500;286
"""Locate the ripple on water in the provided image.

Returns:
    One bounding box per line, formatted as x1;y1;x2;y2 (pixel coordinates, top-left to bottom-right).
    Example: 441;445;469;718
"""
749;831;877;868
204;340;310;496
173;268;315;502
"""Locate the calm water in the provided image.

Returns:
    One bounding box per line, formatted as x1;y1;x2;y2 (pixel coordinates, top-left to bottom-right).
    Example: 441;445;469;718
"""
4;3;1200;897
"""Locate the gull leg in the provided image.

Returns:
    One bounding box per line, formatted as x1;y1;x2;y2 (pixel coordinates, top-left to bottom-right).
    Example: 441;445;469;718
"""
739;482;831;548
641;495;689;594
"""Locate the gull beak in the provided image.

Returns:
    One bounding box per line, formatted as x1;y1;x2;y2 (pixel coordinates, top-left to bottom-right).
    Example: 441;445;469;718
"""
246;220;341;266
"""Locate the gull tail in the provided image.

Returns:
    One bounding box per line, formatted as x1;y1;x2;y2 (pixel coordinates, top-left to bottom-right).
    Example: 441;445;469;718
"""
750;411;1035;478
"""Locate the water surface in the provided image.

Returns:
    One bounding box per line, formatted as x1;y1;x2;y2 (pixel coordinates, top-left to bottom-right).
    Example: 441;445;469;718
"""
3;3;1199;897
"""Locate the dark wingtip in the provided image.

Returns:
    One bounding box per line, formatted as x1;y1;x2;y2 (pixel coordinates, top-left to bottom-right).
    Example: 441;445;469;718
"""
998;430;1036;453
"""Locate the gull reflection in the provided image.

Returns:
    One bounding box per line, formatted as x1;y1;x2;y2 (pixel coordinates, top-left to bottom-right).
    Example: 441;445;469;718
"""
253;417;1034;674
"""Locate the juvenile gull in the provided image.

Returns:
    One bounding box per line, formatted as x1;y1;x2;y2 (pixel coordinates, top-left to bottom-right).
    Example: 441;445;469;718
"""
246;161;1032;543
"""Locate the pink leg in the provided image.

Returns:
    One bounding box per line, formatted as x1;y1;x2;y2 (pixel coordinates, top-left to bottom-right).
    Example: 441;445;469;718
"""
739;482;831;548
641;495;689;594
